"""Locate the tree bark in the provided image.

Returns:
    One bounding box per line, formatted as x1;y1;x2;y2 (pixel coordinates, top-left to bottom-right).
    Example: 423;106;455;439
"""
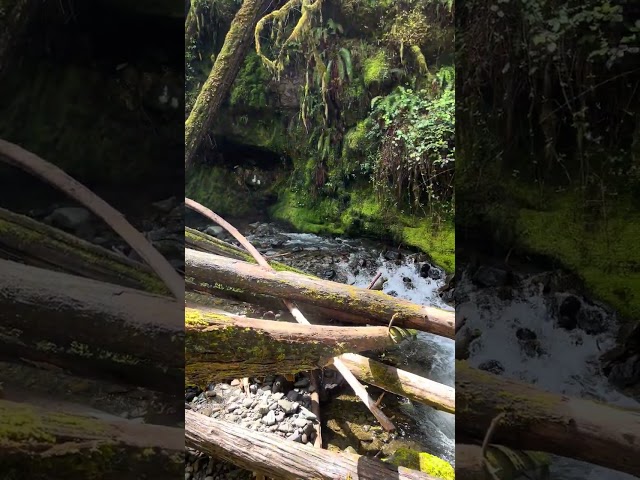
0;398;183;479
185;307;403;385
334;353;455;414
186;249;455;337
185;227;308;275
0;207;168;295
457;360;640;476
0;259;183;392
185;410;437;480
185;0;271;169
0;0;40;79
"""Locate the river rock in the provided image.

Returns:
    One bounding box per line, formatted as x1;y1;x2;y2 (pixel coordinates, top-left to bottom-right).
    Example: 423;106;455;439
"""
278;399;297;415
384;250;401;261
287;431;302;442
557;295;581;330
608;355;640;387
478;359;505;375
272;392;285;400
293;417;309;428
257;403;270;415
418;263;431;278
294;377;310;388
262;410;277;426
472;266;509;287
577;306;607;335
45;206;93;235
298;406;317;420
204;225;224;237
286;390;299;401
242;398;253;408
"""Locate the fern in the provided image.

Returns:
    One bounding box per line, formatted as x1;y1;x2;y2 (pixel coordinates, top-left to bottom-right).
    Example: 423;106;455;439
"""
339;48;353;80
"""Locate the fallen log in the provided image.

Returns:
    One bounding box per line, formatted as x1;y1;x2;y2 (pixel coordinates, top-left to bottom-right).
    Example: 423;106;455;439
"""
0;207;168;295
335;353;455;414
457;360;640;476
185;307;405;385
185;410;436;480
186;249;455;338
0;259;183;392
185;227;308;275
185;200;396;431
0;398;183;479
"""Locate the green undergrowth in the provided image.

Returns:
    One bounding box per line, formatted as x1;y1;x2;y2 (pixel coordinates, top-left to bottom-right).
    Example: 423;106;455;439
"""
270;189;455;273
186;165;253;218
516;189;640;323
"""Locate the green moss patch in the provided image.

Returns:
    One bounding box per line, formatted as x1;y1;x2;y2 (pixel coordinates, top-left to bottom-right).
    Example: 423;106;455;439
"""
387;447;454;479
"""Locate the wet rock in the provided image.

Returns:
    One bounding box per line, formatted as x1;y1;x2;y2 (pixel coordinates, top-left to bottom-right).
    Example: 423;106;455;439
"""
262;311;276;320
286;390;299;402
294;377;310;388
185;386;202;402
370;276;385;291
384;250;402;261
204;225;224;237
577;307;607;335
608;355;640;388
478;360;505;375
387;290;398;297
516;328;537;341
472;266;508;287
557;295;581;330
323;270;337;280
429;268;444;280
418;263;431;278
292;245;304;252
402;277;412;284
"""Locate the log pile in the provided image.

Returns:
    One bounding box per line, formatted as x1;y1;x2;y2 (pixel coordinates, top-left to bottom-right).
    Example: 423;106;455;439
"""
184;200;456;479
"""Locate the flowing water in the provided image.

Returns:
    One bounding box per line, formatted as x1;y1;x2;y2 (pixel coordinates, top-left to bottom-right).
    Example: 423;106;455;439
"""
241;224;456;466
457;269;640;479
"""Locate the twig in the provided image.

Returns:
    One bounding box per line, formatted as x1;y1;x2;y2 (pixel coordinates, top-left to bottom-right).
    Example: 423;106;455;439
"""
185;198;396;433
481;412;506;480
0;139;182;300
367;271;382;290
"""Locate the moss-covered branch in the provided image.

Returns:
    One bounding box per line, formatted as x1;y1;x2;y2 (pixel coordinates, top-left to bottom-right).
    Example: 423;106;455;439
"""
185;0;271;168
457;360;640;476
186;249;455;337
0;259;183;392
0;399;183;479
0;207;168;295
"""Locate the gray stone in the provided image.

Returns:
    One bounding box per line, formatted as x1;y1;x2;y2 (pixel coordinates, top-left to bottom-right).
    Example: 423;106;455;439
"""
269;402;278;411
301;433;308;444
272;392;285;400
205;226;224;237
287;432;302;442
294;417;309;428
262;410;277;426
45;207;91;231
299;406;317;420
257;403;270;415
294;377;310;388
286;390;300;401
242;398;254;408
277;399;297;415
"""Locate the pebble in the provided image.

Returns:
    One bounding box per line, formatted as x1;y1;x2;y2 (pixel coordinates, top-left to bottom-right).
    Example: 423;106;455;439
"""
299;406;317;420
272;392;285;400
301;433;308;444
294;417;309;428
262;410;277;426
242;398;253;408
205;390;216;398
286;390;299;401
277;399;297;414
257;403;270;415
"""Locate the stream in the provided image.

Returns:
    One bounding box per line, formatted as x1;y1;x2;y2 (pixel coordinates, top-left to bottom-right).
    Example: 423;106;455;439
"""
191;218;456;467
457;267;640;479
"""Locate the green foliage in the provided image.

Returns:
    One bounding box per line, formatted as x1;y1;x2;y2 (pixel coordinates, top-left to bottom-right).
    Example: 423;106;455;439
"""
363;51;390;87
229;52;270;109
366;71;455;218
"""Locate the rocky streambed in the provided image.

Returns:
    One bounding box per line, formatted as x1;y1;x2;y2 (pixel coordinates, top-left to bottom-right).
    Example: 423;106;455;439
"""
185;219;455;478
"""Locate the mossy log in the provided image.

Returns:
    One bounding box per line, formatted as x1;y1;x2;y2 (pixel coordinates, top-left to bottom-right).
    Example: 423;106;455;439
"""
334;353;455;414
185;249;455;338
185;227;308;275
185;0;272;168
0;0;40;79
0;207;168;295
0;259;183;392
456;444;551;480
457;360;640;476
185;307;403;385
185;410;437;480
0;398;183;479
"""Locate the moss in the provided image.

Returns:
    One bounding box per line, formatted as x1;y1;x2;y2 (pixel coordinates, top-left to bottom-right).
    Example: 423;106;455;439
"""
400;217;455;273
186;165;253;218
490;187;640;325
363;51;390;87
387;447;453;479
229;52;270;109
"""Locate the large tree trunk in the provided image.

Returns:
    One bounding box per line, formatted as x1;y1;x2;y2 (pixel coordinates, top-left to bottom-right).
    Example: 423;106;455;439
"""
185;0;271;169
457;360;640;476
185;307;403;385
0;398;183;479
0;0;41;79
334;353;455;414
0;207;168;295
185;410;436;480
186;249;455;337
0;259;183;392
